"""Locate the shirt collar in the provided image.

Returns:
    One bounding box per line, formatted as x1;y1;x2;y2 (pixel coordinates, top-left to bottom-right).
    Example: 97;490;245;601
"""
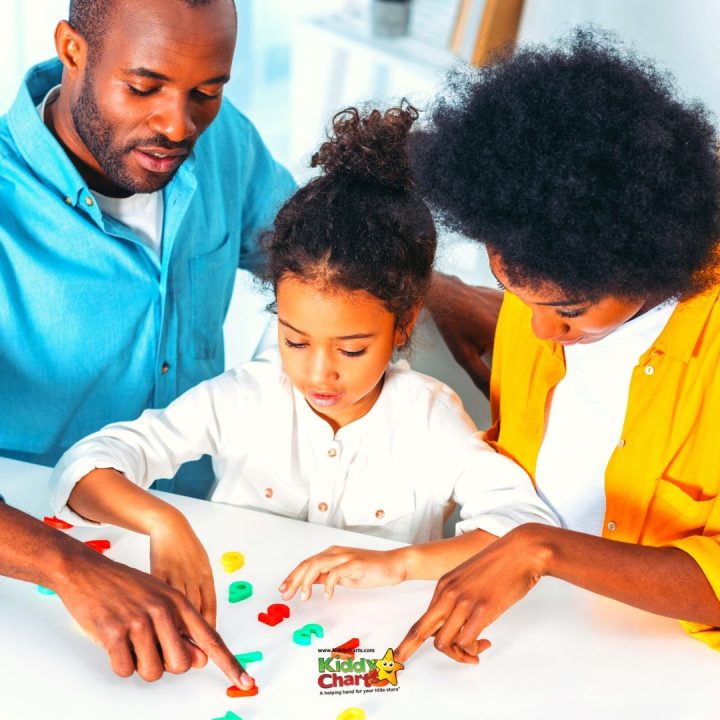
647;285;720;363
7;59;89;207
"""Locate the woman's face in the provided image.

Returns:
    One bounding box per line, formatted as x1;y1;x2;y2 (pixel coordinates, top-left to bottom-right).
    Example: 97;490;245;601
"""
488;251;649;346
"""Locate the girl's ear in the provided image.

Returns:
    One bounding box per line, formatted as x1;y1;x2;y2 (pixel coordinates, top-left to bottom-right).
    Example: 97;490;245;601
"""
394;303;422;348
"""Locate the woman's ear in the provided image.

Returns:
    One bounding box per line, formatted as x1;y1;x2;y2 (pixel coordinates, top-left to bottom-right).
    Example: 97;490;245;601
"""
394;303;422;348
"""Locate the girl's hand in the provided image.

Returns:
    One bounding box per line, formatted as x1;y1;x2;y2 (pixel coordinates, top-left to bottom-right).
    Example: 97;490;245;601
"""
149;512;217;627
279;545;409;601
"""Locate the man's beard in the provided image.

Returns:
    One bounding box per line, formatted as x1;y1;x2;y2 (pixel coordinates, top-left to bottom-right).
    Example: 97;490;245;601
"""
71;71;189;195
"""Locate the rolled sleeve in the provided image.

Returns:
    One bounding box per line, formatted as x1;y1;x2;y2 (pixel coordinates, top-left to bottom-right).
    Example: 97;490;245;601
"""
453;433;561;537
666;534;720;649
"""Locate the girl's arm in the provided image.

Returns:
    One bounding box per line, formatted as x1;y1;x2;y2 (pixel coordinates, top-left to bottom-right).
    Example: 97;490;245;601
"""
68;468;216;624
50;373;240;624
279;528;498;601
395;523;720;664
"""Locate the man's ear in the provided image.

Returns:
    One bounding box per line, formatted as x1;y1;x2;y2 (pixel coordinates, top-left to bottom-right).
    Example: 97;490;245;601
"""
54;20;88;78
395;303;422;348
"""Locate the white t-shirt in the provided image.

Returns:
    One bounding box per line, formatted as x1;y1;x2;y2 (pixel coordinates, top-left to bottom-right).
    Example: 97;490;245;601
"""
534;301;677;535
50;352;558;544
38;85;164;258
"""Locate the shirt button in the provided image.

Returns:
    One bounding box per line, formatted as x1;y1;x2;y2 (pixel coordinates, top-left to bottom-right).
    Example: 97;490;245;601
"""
161;362;170;374
265;487;273;499
375;509;385;520
318;502;328;512
644;365;655;375
85;196;94;207
327;448;337;458
617;438;625;449
607;521;617;532
63;196;72;205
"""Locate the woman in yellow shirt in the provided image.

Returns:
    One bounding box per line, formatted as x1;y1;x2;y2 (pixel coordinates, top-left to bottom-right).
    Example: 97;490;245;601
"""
392;30;720;661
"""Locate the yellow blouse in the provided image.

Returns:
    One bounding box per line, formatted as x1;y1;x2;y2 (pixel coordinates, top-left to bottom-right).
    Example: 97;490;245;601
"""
487;287;720;649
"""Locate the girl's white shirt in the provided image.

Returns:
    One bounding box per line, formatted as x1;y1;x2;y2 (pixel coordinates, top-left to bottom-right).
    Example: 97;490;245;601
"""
50;350;558;544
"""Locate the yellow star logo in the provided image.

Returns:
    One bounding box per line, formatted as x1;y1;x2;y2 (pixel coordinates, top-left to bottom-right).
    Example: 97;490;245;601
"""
374;648;404;686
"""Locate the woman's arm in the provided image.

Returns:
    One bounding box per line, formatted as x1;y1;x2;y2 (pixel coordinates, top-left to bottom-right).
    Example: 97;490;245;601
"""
395;523;720;664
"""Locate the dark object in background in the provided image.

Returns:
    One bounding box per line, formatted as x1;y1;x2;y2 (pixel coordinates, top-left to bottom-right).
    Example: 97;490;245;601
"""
371;0;411;37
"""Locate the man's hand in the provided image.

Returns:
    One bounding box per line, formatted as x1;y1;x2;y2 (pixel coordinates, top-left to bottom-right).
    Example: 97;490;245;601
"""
0;502;251;684
426;273;502;397
395;524;546;664
56;544;252;684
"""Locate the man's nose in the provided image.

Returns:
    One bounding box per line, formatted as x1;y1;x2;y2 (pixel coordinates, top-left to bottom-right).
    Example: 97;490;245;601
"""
148;96;196;143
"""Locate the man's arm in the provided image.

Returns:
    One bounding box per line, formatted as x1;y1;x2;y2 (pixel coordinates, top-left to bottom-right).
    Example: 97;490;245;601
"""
396;523;720;664
425;272;503;397
0;502;251;685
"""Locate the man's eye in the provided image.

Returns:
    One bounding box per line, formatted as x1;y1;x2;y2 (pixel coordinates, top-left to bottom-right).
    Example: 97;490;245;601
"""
193;89;222;100
127;85;156;97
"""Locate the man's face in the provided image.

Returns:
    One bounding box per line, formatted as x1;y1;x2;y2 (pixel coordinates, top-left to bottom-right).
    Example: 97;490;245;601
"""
71;0;236;195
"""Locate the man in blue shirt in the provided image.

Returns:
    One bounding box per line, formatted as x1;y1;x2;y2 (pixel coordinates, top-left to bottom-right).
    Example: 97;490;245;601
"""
0;0;295;498
0;0;292;685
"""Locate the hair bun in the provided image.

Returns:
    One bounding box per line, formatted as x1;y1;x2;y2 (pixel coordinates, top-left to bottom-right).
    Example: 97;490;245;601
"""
311;101;419;189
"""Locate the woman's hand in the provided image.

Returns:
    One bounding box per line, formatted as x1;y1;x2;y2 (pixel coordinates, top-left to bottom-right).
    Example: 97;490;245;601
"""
149;511;217;627
395;524;548;664
279;545;410;601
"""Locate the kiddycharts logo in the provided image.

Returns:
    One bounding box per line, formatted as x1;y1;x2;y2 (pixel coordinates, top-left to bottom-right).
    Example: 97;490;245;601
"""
317;646;404;696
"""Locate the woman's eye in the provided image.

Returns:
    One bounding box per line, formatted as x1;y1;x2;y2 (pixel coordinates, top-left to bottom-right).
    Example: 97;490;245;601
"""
340;348;367;357
283;338;307;349
557;308;585;319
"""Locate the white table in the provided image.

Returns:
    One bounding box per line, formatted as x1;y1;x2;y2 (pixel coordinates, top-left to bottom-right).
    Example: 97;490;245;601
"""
0;457;716;719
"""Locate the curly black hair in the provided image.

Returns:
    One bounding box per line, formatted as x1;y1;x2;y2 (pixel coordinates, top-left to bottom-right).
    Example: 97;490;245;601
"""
261;103;437;334
410;29;720;301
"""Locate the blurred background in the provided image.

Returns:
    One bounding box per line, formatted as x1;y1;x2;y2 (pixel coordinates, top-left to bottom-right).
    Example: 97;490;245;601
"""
3;0;720;429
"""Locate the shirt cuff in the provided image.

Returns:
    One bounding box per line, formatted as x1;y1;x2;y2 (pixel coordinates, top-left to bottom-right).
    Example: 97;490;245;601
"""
49;455;128;527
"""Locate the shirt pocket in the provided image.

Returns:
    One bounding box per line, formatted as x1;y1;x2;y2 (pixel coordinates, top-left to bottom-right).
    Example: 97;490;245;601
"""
214;463;309;520
341;485;417;541
641;478;715;545
189;233;237;360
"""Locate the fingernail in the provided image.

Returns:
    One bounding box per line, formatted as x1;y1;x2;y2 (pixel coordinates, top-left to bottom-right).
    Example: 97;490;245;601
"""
278;583;286;592
240;671;254;688
324;591;330;600
301;590;308;600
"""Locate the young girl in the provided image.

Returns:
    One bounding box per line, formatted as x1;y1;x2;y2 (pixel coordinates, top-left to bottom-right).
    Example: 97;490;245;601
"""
49;104;557;622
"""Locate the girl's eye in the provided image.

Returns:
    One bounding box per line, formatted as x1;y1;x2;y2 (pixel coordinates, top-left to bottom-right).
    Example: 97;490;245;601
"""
340;348;367;358
283;338;307;349
557;308;585;319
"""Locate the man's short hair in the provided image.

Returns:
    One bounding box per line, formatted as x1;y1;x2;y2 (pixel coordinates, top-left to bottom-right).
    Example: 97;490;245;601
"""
68;0;232;57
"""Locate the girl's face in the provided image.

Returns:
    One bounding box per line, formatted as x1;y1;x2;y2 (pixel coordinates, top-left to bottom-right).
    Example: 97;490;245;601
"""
488;251;649;346
276;275;407;432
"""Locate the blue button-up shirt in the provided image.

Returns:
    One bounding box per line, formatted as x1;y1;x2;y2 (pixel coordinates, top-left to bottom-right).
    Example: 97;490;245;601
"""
0;59;295;495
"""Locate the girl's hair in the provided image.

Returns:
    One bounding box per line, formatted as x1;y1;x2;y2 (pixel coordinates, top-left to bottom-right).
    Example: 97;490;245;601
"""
261;102;437;335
